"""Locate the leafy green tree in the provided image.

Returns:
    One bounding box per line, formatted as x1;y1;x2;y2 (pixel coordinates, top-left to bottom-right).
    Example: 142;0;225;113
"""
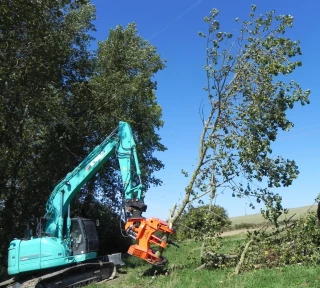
84;23;166;208
175;204;231;241
170;5;310;225
0;0;96;275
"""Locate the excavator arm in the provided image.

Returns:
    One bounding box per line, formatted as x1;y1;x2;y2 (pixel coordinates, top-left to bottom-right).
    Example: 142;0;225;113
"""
116;123;175;265
116;122;147;217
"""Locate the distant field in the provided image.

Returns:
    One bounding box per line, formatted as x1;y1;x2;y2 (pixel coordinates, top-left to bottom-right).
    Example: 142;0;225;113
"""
230;204;317;226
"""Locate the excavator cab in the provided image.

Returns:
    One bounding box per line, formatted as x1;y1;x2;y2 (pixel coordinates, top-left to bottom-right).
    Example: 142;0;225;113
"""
70;218;99;255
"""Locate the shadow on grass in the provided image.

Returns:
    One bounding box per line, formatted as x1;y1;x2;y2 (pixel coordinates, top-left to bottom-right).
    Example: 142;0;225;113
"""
120;253;148;268
139;262;197;277
120;252;197;277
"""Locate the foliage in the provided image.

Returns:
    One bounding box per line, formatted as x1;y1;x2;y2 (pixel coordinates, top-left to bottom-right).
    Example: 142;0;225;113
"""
86;23;166;207
175;204;231;241
234;211;320;271
0;0;96;276
0;1;165;278
260;193;288;228
230;196;320;271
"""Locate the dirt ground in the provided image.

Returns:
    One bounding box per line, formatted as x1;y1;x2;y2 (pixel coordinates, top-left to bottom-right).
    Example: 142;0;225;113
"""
221;228;256;237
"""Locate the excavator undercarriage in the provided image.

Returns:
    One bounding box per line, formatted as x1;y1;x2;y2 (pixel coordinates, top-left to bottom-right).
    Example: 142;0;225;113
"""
0;255;121;288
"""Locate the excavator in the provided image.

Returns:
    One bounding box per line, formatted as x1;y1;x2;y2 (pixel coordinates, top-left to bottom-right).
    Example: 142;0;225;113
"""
1;121;175;288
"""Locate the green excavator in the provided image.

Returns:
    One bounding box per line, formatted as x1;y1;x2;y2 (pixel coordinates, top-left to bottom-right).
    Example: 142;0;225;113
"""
1;122;175;288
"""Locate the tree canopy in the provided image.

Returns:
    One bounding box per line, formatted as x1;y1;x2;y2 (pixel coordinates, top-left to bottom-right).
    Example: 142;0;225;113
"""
88;23;166;201
0;1;96;271
175;204;231;241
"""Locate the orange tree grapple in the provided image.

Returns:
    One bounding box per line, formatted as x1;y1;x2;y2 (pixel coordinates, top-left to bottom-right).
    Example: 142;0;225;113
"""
125;217;175;265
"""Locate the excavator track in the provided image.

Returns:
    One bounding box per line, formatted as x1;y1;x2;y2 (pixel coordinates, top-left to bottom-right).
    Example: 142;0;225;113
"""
0;262;116;288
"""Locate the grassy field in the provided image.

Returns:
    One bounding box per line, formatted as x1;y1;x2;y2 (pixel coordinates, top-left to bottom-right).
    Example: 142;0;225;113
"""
92;233;320;288
230;204;317;226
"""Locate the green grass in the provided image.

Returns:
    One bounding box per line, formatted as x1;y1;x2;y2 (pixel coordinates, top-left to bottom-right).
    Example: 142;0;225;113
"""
230;204;317;226
90;233;320;288
102;265;320;288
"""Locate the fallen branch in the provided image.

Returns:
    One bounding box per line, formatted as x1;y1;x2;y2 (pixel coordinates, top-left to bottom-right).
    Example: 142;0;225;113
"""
194;261;219;271
204;252;238;259
233;239;253;275
195;252;238;271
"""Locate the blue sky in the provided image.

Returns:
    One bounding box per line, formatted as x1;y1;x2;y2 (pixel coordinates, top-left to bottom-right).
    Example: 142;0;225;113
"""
90;0;320;219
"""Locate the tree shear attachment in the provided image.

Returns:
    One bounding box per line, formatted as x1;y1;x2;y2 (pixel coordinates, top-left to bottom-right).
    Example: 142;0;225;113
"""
125;217;175;266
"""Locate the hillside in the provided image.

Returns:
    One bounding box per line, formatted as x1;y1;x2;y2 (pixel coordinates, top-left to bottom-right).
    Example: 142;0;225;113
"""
229;204;317;226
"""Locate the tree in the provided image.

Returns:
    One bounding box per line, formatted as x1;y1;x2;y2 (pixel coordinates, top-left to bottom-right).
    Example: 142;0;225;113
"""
169;5;310;226
0;0;96;275
175;204;231;241
84;23;166;209
158;7;311;269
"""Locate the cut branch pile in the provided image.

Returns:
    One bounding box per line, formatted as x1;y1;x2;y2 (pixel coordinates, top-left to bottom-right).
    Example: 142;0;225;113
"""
194;211;320;274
